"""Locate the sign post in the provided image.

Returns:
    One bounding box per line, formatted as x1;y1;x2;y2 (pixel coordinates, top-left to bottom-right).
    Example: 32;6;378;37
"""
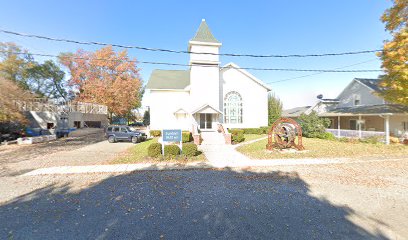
162;129;182;156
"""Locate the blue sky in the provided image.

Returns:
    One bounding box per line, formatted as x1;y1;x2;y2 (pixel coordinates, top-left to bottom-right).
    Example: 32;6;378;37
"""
0;0;391;109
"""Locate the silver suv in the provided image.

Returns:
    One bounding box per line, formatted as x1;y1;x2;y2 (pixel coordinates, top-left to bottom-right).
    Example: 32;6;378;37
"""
105;125;146;143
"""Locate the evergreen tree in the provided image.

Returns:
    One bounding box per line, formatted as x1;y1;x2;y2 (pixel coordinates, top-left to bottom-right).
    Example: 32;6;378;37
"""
268;92;283;125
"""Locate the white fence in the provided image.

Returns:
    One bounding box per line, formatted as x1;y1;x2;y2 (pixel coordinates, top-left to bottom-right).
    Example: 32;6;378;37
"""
326;129;385;138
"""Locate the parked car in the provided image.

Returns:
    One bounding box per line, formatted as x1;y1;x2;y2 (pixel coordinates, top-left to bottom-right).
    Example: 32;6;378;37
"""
105;125;146;143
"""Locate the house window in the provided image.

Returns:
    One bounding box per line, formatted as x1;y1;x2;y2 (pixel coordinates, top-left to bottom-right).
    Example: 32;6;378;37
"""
350;120;357;130
354;95;361;106
74;121;81;128
47;123;54;129
224;91;242;124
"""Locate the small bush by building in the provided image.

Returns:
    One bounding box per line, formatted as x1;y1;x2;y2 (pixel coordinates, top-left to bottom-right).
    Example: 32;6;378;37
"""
149;130;161;137
182;131;193;143
229;129;245;143
164;144;180;157
182;142;198;157
147;142;162;157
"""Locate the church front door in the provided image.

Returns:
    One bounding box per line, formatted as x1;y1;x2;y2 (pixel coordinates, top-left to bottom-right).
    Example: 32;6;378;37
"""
199;113;213;130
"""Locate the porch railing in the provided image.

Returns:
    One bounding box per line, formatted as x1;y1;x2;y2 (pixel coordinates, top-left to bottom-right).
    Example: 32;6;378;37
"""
326;128;385;138
14;98;108;114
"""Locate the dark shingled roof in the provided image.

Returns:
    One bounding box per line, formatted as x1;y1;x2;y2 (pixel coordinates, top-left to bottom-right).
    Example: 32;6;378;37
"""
355;78;383;93
190;19;220;43
146;70;190;90
323;104;408;116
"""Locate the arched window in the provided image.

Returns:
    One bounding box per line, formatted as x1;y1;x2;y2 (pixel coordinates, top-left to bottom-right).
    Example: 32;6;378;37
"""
224;91;242;124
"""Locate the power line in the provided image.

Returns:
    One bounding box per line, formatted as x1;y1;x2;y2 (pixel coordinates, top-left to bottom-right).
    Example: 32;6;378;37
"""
0;29;383;58
268;59;379;84
0;50;383;73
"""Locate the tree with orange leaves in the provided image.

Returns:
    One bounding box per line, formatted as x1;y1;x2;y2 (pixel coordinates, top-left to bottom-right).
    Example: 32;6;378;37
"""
378;0;408;105
60;46;143;120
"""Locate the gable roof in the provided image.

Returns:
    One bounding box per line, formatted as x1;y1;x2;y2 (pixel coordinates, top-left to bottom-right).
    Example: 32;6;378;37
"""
191;104;222;114
221;63;272;91
282;106;311;118
146;70;190;90
354;78;383;93
190;19;220;43
336;78;384;101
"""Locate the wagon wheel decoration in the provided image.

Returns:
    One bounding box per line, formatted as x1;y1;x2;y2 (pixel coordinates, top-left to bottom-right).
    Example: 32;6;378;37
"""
266;118;305;151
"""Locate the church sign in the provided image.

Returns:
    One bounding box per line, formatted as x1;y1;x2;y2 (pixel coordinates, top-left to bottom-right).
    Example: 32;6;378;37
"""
162;129;182;142
162;129;182;155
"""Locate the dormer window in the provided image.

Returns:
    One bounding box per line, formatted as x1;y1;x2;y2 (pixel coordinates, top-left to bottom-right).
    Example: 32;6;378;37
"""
354;95;361;106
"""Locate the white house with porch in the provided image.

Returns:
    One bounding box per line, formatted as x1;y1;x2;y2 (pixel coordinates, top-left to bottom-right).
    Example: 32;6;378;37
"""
146;19;271;132
282;78;408;144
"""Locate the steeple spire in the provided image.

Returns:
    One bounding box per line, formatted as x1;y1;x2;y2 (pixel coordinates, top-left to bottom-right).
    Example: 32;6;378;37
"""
190;19;220;43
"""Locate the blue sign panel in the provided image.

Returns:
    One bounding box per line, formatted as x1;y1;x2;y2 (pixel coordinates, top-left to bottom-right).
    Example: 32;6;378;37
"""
162;129;182;142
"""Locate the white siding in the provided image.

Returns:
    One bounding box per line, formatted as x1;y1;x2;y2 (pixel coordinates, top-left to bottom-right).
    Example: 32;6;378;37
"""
189;44;220;64
337;81;384;108
221;68;269;128
390;115;408;136
149;90;191;130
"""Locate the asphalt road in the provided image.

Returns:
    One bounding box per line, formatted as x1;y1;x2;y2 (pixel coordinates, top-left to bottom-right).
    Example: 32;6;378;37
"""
0;167;395;240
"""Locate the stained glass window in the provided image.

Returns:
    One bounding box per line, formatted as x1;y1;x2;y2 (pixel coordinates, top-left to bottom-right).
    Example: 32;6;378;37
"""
224;91;242;124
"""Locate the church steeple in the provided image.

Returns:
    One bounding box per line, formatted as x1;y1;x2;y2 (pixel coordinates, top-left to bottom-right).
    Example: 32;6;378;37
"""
190;19;220;43
188;19;222;64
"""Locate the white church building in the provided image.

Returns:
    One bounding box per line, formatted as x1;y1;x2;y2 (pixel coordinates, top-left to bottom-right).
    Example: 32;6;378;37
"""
146;20;271;132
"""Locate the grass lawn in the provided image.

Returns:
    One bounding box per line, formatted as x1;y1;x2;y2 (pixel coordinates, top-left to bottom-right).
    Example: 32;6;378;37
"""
236;137;408;159
111;138;207;164
242;134;267;142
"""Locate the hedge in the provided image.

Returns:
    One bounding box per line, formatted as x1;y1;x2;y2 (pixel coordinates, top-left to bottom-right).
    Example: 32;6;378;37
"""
164;145;180;157
149;130;161;137
230;127;270;135
148;143;162;157
182;142;198;157
182;131;193;143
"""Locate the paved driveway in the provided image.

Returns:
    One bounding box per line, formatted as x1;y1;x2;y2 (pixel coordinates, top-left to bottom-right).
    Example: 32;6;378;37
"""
0;157;407;239
0;133;133;177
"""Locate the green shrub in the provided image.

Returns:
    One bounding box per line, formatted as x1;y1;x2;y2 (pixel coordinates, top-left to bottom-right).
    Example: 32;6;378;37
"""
231;127;270;135
316;132;336;140
229;129;244;135
244;128;263;134
182;131;193;143
229;129;245;143
147;143;162;157
298;111;331;138
164;144;180;157
182;142;198;157
149;130;161;137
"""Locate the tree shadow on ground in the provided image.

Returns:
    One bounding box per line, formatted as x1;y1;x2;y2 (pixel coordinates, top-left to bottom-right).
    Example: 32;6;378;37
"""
0;168;389;239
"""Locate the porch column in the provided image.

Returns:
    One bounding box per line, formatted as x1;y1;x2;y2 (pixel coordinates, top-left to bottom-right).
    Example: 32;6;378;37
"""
337;116;341;137
358;115;362;138
384;115;390;145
